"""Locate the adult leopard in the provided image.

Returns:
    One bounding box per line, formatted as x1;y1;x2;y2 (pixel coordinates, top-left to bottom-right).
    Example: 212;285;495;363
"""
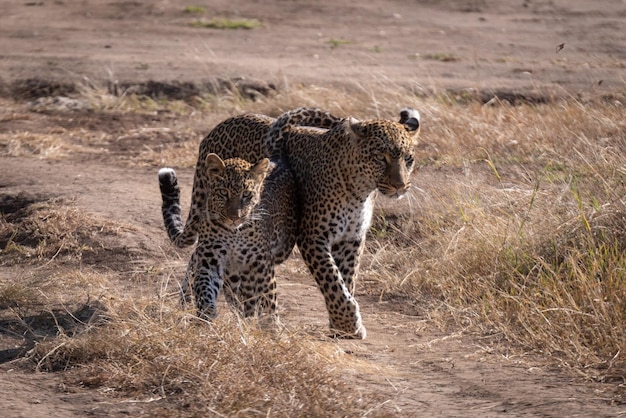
171;109;343;248
270;107;421;338
158;154;298;319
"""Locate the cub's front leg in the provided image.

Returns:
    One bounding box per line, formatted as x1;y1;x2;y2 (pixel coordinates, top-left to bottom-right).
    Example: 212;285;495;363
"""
190;244;225;320
224;250;277;318
179;255;195;307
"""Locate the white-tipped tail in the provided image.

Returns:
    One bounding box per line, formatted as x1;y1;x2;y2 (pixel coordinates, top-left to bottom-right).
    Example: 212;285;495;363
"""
158;167;176;177
400;107;420;122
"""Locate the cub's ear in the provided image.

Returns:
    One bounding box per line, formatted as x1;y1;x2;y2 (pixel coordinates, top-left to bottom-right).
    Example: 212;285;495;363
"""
205;153;225;177
250;158;271;181
398;107;420;132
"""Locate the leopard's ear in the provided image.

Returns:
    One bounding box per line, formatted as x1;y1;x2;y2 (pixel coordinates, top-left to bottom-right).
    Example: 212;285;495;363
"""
250;158;271;182
398;107;420;133
344;117;362;140
205;153;225;177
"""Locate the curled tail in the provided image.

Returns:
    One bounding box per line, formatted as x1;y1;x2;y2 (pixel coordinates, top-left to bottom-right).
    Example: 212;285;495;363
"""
158;168;197;248
268;107;344;159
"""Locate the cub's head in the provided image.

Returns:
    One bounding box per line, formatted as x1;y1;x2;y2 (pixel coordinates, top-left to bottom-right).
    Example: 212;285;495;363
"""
204;153;271;228
346;107;420;198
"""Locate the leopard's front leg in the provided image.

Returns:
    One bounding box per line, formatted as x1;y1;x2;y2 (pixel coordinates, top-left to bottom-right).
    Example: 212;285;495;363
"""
226;253;278;319
250;263;278;318
299;238;366;339
331;239;365;295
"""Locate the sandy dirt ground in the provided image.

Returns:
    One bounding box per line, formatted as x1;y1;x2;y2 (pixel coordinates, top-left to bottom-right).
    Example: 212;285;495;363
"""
1;0;625;416
1;0;625;94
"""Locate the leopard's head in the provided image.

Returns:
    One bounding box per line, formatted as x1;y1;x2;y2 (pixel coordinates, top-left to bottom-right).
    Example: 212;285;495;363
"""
346;108;420;198
204;154;271;228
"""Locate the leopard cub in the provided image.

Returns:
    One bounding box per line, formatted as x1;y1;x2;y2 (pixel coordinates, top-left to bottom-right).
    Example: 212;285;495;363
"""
158;153;297;320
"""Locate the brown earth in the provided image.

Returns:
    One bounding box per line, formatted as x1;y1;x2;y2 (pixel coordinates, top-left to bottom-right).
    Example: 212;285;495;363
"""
1;0;626;416
1;0;625;97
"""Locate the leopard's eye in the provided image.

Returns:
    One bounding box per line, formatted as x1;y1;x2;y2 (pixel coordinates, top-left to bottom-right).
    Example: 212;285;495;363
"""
404;155;414;169
374;153;386;163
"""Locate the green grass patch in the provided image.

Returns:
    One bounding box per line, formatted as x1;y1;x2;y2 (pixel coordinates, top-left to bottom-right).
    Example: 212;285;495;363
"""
191;17;262;30
422;52;461;62
183;5;205;14
328;38;351;49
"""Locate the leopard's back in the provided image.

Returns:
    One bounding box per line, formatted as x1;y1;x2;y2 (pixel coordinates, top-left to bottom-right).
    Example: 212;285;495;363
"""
198;113;275;164
176;109;343;248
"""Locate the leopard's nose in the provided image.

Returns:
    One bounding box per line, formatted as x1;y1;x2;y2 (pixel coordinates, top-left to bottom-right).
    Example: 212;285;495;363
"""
391;179;410;191
226;213;243;223
397;182;411;194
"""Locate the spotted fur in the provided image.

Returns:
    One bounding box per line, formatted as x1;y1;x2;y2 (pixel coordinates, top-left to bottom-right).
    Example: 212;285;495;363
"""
270;107;421;338
172;109;343;248
158;154;298;319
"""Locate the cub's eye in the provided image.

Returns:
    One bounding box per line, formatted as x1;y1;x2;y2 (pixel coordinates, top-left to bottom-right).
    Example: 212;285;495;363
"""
404;155;414;169
241;191;254;201
215;188;229;198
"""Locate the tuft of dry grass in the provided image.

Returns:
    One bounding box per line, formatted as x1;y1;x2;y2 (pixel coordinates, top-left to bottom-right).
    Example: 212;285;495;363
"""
190;17;262;30
0;196;132;265
30;300;375;416
0;131;96;159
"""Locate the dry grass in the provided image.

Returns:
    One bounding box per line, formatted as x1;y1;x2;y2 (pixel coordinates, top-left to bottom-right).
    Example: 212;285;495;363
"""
0;197;378;416
190;17;262;30
0;196;131;265
30;301;375;416
366;93;626;385
0;130;96;159
1;79;625;407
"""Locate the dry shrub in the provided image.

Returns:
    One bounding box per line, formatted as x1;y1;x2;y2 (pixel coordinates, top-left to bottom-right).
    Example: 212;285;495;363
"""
0;130;98;159
0;195;131;265
366;96;626;384
31;299;375;417
246;81;430;121
134;137;199;168
1;263;114;315
0;196;131;318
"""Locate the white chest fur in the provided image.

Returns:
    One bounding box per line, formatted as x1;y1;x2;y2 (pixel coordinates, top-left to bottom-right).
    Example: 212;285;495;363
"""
328;193;375;245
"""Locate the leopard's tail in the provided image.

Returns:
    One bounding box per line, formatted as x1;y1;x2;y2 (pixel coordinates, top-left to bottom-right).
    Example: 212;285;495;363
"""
158;168;197;247
268;107;344;159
